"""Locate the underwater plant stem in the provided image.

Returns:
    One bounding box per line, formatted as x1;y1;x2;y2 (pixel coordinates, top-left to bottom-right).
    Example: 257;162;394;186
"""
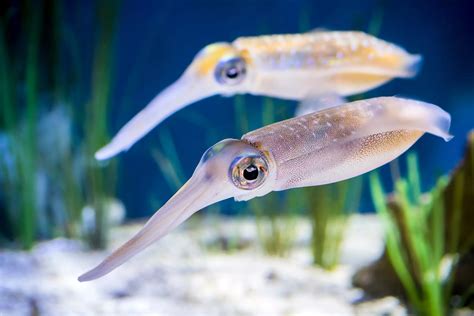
309;178;359;270
448;172;463;253
407;153;421;201
0;18;17;233
19;1;42;250
402;157;445;316
444;172;463;307
151;148;183;192
396;181;426;274
234;95;249;134
157;128;186;186
62;149;83;238
367;3;384;37
51;0;64;103
369;172;422;309
262;98;275;126
85;0;119;249
396;180;438;315
151;129;188;194
0;20;15;129
297;4;311;32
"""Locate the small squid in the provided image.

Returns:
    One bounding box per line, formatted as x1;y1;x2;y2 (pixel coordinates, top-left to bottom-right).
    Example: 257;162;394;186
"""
79;96;451;282
95;31;422;160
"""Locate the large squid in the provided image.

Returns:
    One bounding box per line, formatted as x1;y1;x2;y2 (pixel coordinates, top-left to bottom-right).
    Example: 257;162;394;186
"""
95;31;422;160
79;96;451;282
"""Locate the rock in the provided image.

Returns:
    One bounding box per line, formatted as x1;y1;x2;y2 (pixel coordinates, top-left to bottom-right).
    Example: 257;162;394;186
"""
352;250;404;299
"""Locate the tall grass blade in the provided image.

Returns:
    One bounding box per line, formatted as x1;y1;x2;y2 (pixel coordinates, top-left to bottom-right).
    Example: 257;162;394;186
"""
18;1;43;250
369;172;422;309
234;95;249;134
84;0;120;249
308;177;362;270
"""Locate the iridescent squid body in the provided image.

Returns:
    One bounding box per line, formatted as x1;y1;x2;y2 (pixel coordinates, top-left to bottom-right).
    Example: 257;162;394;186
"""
95;31;422;159
79;97;451;282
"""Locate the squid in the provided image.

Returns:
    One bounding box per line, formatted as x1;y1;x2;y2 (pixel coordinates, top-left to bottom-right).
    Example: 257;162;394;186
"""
79;96;451;282
95;31;422;160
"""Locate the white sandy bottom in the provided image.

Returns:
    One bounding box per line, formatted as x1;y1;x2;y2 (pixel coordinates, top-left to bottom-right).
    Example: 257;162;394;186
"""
0;215;406;316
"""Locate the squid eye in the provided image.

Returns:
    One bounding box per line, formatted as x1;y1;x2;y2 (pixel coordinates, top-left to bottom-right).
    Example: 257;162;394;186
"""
215;57;246;85
230;155;268;190
243;165;259;181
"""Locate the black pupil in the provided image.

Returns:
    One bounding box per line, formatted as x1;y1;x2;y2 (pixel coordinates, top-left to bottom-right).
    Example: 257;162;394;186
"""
225;66;239;79
243;165;259;181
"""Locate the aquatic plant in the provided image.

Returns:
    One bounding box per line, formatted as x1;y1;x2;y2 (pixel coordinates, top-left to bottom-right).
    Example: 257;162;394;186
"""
0;2;44;249
369;152;457;316
307;177;362;270
249;192;299;257
151;129;186;194
82;1;120;249
0;1;119;250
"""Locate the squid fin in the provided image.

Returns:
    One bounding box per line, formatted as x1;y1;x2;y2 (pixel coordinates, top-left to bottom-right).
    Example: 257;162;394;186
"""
352;97;453;142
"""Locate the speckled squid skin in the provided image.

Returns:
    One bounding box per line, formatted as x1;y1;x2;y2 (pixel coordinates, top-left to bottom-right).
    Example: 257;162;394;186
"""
234;31;414;72
243;97;450;190
233;31;421;98
260;130;422;189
